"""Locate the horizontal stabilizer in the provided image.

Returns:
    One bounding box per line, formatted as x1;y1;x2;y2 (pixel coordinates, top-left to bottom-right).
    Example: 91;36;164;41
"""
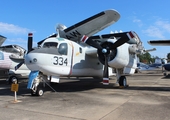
9;55;24;63
0;45;26;54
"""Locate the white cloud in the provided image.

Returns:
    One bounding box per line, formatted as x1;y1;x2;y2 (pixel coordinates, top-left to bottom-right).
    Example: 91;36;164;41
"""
133;18;141;23
0;22;31;34
3;38;27;48
4;37;37;50
142;19;170;39
155;20;170;33
142;26;165;39
7;38;27;43
133;18;143;27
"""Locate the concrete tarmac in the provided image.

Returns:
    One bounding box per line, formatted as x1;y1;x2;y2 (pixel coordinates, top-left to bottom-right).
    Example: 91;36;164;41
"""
0;70;170;120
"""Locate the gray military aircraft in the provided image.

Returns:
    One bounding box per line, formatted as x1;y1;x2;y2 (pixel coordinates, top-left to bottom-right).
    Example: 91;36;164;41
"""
13;9;154;96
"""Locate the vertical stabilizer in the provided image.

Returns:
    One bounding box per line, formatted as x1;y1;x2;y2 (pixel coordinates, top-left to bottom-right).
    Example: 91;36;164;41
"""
0;35;6;46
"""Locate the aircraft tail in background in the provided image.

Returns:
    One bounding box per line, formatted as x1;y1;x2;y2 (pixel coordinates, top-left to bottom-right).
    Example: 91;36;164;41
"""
0;35;6;46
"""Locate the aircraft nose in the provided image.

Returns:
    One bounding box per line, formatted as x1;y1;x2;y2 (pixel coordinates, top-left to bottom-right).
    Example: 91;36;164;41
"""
25;53;39;71
26;57;37;64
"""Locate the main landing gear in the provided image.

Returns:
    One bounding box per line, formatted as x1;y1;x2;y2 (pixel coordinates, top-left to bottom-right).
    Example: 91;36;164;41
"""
118;76;128;88
7;76;18;84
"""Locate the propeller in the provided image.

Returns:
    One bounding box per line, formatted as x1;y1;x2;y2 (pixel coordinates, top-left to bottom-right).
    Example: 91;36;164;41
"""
81;31;135;85
27;33;33;53
15;33;33;70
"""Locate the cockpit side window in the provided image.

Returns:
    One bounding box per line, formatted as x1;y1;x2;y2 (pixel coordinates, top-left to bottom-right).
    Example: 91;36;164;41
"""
58;43;68;55
43;42;58;48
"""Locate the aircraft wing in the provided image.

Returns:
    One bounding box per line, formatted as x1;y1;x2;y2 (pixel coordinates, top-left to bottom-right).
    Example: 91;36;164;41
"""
58;9;120;42
148;40;170;46
0;35;6;46
0;45;26;55
87;31;140;44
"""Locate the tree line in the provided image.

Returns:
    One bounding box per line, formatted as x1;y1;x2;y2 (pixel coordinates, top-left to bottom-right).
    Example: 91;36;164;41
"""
137;52;169;64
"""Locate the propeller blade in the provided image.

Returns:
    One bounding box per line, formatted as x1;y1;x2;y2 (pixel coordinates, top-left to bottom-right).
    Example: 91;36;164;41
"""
28;33;33;53
81;35;102;50
103;54;109;85
109;36;130;50
15;61;24;71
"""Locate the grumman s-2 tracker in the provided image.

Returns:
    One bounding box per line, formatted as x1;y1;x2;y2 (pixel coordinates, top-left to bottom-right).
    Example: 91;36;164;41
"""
0;35;30;84
12;9;151;96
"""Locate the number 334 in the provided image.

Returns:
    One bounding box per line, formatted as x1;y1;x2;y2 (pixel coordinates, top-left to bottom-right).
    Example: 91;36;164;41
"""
53;56;67;66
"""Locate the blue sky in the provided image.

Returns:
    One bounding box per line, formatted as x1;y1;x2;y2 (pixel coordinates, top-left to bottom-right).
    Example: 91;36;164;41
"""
0;0;170;58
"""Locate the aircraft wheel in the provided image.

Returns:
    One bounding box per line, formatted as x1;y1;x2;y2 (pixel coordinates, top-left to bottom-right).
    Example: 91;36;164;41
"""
31;90;36;96
163;72;167;76
119;76;127;87
8;76;18;84
36;87;44;96
31;87;44;96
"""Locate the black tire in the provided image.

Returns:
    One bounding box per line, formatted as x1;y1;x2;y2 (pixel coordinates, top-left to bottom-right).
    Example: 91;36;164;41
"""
164;72;167;76
31;87;44;96
31;90;37;96
36;87;44;96
8;76;18;84
119;76;127;87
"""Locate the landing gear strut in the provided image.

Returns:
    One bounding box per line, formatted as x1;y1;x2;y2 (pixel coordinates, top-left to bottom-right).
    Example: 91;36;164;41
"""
30;74;57;96
30;75;44;96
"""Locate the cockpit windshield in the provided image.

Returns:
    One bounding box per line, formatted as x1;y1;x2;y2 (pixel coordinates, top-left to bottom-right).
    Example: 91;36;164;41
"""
43;42;58;48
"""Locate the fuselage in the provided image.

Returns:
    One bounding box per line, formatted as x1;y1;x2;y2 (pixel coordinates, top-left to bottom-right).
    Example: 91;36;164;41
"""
25;37;103;77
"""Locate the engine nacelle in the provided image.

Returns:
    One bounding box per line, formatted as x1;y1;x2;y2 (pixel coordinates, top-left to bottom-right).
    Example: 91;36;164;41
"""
108;43;129;68
97;39;130;69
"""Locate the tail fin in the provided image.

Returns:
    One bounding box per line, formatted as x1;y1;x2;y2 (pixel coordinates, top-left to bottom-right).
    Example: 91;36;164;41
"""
0;35;6;46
